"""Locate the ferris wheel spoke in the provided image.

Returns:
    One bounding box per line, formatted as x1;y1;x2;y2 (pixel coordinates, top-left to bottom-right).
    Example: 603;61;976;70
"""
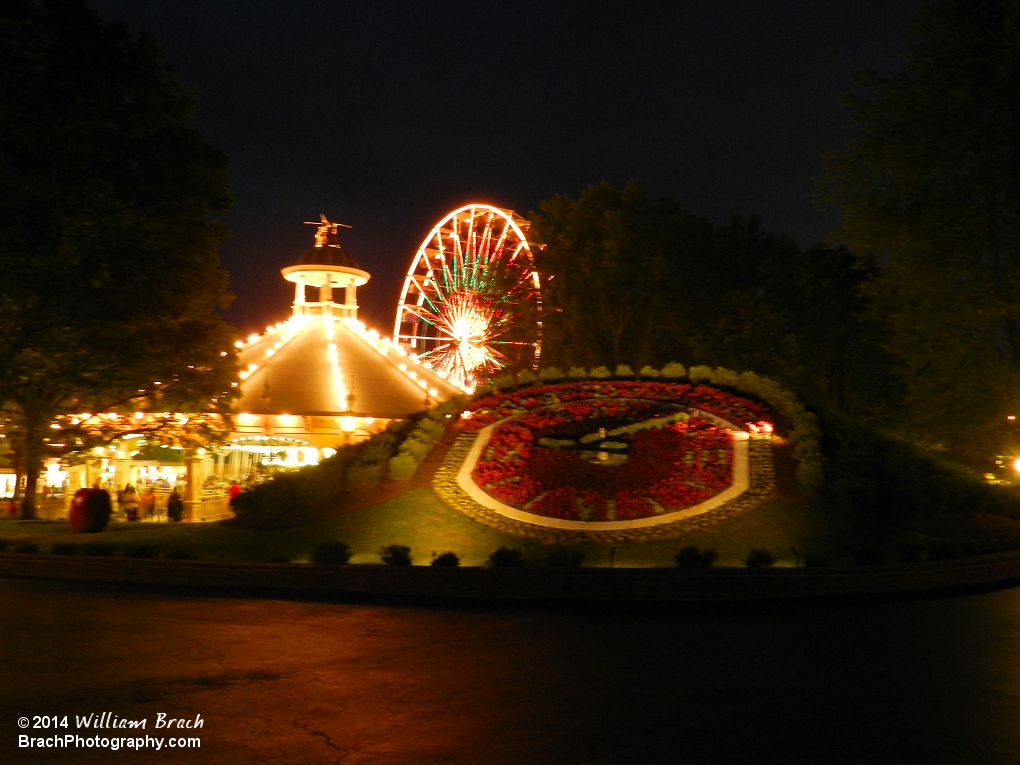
394;204;542;390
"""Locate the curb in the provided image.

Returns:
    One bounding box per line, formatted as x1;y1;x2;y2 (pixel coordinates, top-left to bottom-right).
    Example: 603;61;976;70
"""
3;550;1020;603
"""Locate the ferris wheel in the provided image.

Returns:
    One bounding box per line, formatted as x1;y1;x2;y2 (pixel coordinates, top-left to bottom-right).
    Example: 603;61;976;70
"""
393;204;542;390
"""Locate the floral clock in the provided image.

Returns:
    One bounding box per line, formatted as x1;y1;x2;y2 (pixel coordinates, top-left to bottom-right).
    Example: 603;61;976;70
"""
434;380;777;541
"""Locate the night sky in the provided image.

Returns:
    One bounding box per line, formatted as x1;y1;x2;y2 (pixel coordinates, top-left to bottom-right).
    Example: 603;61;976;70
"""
90;0;923;335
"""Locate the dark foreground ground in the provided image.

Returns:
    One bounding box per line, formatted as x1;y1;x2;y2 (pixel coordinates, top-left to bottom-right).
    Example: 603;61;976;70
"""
4;578;1020;764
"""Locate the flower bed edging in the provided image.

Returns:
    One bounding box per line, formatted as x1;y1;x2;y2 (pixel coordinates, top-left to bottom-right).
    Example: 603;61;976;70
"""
433;430;776;543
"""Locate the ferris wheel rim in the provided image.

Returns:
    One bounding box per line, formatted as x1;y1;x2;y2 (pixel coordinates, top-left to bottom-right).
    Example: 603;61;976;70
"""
392;203;542;389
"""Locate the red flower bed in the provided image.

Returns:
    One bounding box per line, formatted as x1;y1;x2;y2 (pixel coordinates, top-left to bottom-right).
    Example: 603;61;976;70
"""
469;393;737;522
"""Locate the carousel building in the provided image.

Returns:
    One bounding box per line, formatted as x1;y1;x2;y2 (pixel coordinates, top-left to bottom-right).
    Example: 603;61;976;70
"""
221;217;460;479
29;205;541;521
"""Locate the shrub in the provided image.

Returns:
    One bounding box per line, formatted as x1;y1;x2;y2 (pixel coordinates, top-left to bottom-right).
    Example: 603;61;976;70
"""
688;365;713;383
516;369;538;386
51;542;80;555
544;546;585;568
709;367;739;387
488;546;525;567
312;540;352;566
638;366;659;377
660;362;687;378
81;541;115;556
589;365;611;378
399;437;432;462
388;454;418;481
745;548;777;568
414;418;446;441
346;463;381;487
674;546;718;568
0;538;9;552
14;540;39;554
492;373;517;391
68;488;112;533
614;364;635;377
165;549;199;561
431;551;461;567
229;474;305;527
380;544;413;566
123;544;159;559
357;432;400;464
568;366;588;378
539;367;565;382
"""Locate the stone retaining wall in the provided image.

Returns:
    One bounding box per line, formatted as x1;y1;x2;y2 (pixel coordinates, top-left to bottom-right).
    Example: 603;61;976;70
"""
3;549;1020;603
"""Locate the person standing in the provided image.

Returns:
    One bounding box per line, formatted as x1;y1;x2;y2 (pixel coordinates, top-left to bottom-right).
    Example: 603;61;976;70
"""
140;486;157;520
121;484;140;522
166;487;184;522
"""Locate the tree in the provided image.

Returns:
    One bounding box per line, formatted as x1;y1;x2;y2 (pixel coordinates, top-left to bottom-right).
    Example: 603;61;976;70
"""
0;0;239;516
531;184;891;418
530;182;712;370
821;0;1020;459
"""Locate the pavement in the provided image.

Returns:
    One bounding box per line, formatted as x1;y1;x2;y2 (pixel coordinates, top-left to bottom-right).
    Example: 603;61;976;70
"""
6;578;1020;764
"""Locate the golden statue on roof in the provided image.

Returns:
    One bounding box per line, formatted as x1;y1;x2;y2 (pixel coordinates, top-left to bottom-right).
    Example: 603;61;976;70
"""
304;213;351;246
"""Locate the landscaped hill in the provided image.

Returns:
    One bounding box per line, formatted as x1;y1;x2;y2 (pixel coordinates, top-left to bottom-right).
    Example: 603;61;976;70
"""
7;367;1020;568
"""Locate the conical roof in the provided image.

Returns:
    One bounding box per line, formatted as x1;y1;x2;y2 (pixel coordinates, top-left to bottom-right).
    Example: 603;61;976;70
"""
235;317;459;418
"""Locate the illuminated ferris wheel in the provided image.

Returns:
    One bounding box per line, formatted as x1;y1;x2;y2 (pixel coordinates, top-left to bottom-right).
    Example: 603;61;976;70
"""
393;204;542;390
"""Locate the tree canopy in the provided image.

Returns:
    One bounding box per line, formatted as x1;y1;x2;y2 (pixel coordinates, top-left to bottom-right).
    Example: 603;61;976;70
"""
530;182;890;421
0;0;239;514
821;0;1020;459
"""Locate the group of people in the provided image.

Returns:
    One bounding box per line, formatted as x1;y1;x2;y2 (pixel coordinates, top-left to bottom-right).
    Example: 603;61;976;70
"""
118;484;184;522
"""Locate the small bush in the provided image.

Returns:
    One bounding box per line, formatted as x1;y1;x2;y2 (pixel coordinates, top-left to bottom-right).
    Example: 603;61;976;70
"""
399;437;432;462
81;541;115;556
539;367;565;382
388;454;418;481
123;544;159;559
492;373;517;391
51;542;80;555
346;463;381;487
544;546;585;567
516;369;538;386
674;546;718;568
614;364;635;377
589;365;611;378
688;365;713;382
638;366;659;377
431;551;461;567
488;546;525;567
68;488;112;533
709;367;739;387
14;540;39;554
745;548;777;568
312;540;352;566
380;544;413;566
165;549;198;561
568;366;588;378
660;362;687;378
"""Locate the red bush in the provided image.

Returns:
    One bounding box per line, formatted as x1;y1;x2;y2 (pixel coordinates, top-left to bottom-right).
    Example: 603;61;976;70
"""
68;488;112;533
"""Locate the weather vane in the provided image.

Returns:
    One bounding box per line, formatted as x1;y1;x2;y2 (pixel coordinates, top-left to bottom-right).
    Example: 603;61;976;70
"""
304;213;351;246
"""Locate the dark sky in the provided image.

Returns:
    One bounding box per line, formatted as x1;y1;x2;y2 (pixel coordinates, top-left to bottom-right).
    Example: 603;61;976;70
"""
91;0;922;335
